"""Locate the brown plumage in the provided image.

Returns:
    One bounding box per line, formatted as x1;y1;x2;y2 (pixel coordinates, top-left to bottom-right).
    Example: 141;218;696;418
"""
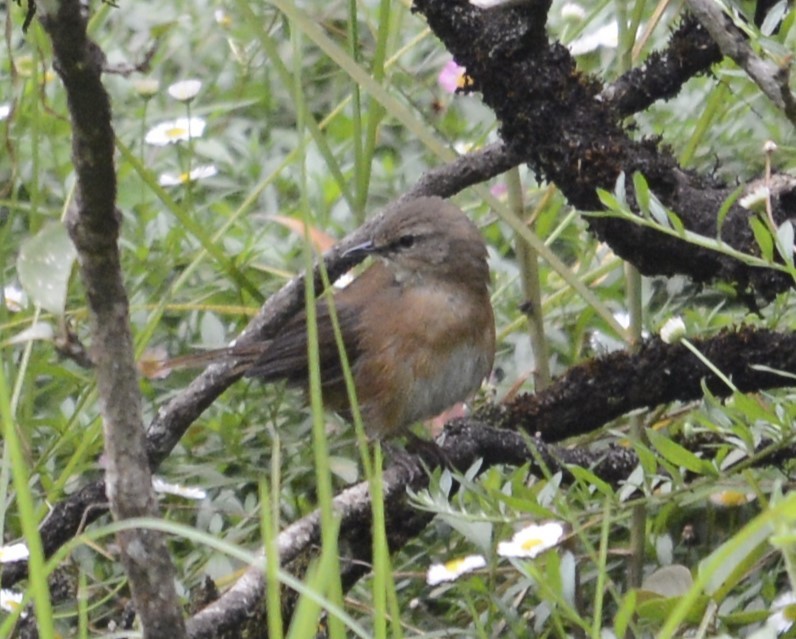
167;196;495;439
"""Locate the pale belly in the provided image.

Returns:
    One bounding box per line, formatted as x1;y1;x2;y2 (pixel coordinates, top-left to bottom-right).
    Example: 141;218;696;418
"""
353;278;494;437
400;343;491;425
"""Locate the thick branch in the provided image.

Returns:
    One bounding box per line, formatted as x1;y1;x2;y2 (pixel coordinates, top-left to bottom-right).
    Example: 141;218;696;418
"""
403;141;523;200
602;15;722;116
499;326;796;441
412;0;794;301
38;2;185;635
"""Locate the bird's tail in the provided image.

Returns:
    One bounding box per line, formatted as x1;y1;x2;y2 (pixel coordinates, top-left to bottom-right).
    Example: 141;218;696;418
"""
142;341;271;379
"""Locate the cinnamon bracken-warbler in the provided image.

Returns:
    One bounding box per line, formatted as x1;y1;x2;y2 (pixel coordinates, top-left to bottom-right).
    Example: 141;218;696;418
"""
164;196;495;440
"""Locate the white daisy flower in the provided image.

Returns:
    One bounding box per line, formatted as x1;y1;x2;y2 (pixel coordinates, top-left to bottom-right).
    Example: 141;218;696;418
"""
0;589;25;616
3;284;27;312
152;477;207;500
158;164;218;187
0;543;30;563
167;79;202;103
132;78;160;99
214;9;232;27
497;522;565;558
659;316;686;344
453;140;476;155
709;489;756;507
561;3;586;20
427;554;487;585
739;186;770;210
569;22;619;56
145;117;206;146
770;591;796;634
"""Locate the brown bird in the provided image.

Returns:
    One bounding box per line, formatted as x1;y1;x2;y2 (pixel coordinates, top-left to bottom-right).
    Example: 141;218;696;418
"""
165;196;495;440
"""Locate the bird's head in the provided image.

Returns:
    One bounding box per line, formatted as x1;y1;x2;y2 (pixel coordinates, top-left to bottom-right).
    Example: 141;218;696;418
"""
342;196;489;285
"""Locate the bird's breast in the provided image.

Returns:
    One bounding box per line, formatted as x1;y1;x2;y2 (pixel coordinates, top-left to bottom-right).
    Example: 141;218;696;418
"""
400;341;492;425
353;278;495;437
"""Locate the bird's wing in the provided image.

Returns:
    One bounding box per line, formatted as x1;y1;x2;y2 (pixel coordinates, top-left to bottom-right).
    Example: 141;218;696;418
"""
243;300;362;388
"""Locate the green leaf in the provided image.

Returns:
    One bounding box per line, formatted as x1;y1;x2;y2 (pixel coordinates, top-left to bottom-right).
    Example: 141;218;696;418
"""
567;464;615;498
597;188;624;213
632;440;658;477
647;429;716;477
632;172;650;217
648;197;671;228
200;311;226;347
636;592;709;625
700;517;772;600
720;609;770;628
716;185;743;238
17;222;77;316
642;565;693;598
730;391;776;424
761;0;788;34
559;550;577;607
749;364;796;381
613;171;627;205
149;21;179;38
5;322;55;346
614;589;636;638
666;209;685;236
750;216;774;262
775;220;794;266
437;514;493;552
329;456;358;484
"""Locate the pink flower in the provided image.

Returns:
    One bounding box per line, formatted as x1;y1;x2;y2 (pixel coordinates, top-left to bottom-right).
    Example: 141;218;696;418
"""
438;60;467;94
490;183;508;199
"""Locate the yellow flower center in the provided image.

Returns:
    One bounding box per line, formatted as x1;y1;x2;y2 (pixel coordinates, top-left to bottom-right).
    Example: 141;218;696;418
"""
714;490;750;506
521;537;544;551
445;558;466;571
457;73;475;90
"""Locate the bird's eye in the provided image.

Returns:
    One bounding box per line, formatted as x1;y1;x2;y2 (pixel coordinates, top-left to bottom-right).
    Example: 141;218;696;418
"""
397;234;415;249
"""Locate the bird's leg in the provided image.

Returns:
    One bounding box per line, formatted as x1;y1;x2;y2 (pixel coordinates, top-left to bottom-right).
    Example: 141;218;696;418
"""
380;439;429;481
403;432;452;472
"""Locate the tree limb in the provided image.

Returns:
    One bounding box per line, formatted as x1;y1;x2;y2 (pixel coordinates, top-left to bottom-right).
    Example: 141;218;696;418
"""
412;0;795;302
36;1;186;635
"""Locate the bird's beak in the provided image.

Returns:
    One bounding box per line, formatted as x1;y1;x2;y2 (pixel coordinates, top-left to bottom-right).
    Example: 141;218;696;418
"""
341;239;376;260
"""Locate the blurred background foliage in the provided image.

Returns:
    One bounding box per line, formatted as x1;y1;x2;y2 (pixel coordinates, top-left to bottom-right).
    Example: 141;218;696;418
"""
2;0;796;635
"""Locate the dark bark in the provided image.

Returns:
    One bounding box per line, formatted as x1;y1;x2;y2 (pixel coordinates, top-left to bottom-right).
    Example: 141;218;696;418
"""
37;1;186;635
602;15;722;116
498;326;796;441
412;0;795;302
